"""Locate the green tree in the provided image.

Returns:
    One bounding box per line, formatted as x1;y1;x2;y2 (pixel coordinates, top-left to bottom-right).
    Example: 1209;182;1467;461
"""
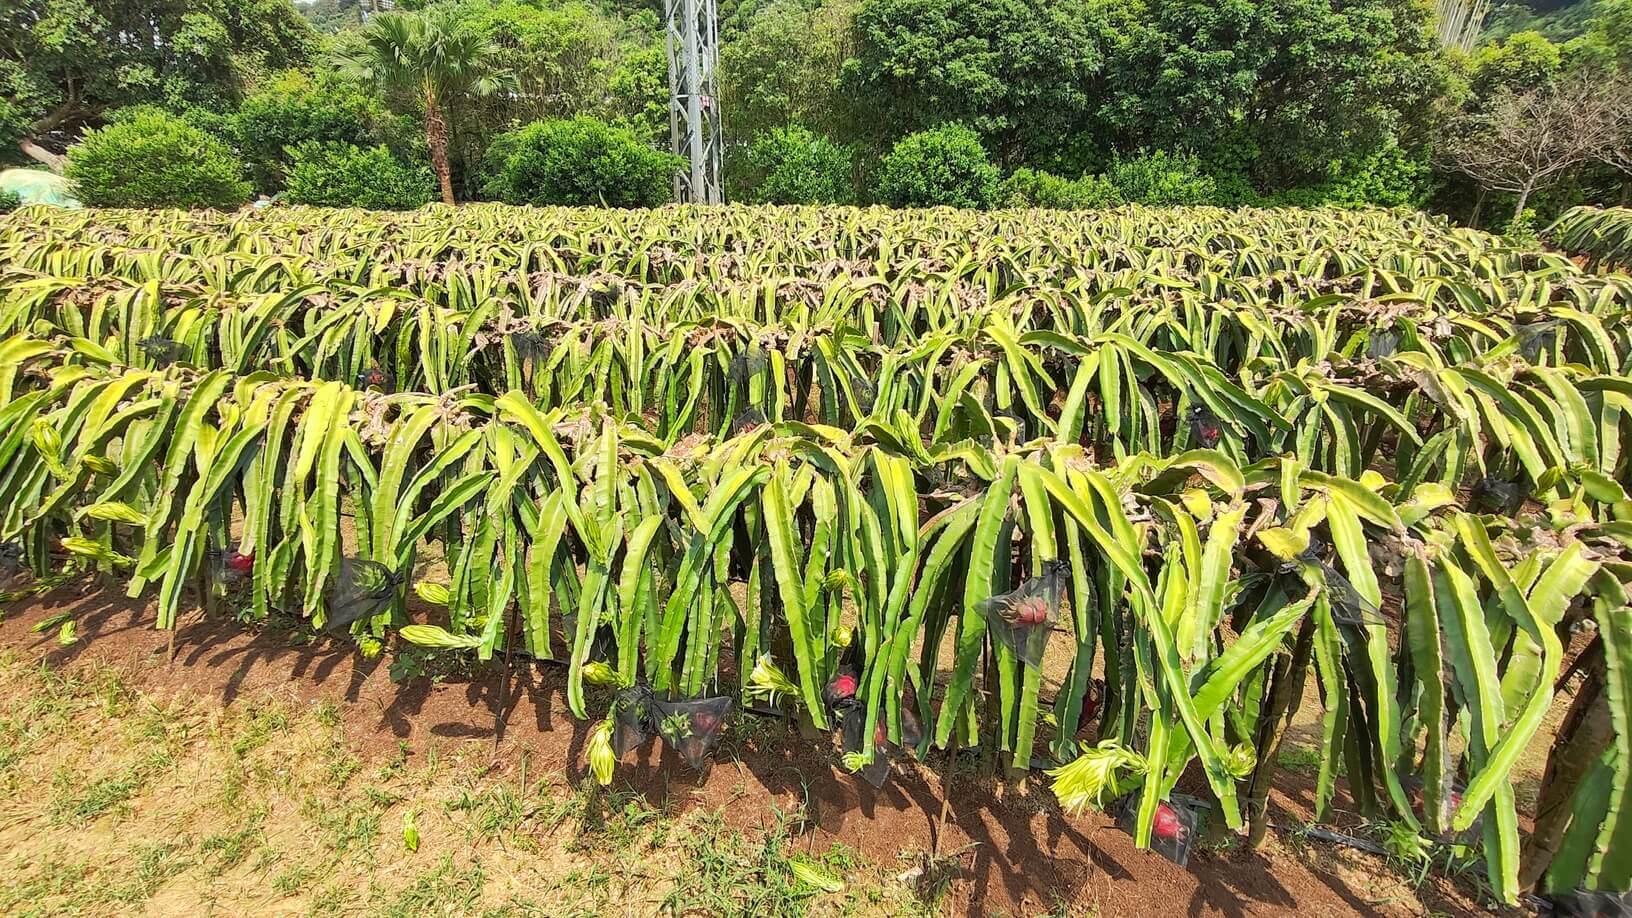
608;45;670;146
450;0;624;123
1101;0;1447;187
282;142;437;209
721;0;856;143
743;125;853;203
839;0;1110;166
0;0;314;168
1104;150;1217;205
65;107;252;208
299;0;367;33
342;8;508;204
229;71;410;194
482;116;679;207
999;168;1119;208
1469;31;1564;101
875;122;1000;207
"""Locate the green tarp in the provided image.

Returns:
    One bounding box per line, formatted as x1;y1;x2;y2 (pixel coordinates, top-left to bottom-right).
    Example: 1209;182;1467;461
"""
0;169;81;208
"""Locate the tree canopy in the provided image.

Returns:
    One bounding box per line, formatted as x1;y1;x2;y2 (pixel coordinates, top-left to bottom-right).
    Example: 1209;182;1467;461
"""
11;0;1632;219
2;0;315;166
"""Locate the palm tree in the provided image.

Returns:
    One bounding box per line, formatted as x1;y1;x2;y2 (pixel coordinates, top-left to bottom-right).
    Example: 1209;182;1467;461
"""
345;9;507;205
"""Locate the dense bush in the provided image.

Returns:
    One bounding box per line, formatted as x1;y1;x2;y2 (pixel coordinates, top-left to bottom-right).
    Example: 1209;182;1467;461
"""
481;116;679;208
65;109;252;209
875;123;1000;209
744;126;853;204
1104;150;1218;206
1000;168;1119;209
282;143;437;210
0;188;19;213
1274;141;1434;210
229;72;411;193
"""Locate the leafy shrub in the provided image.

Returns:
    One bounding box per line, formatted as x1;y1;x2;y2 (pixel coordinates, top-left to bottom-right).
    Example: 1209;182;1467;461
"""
744;126;853;205
282;143;436;210
1274;141;1432;210
481;116;679;208
0;188;19;213
230;71;410;194
876;123;1000;209
1105;150;1217;206
66;109;252;209
1000;168;1118;209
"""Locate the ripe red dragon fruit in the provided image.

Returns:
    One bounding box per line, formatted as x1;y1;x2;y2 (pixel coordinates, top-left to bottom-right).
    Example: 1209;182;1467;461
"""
874;721;888;747
1152;801;1184;841
226;551;254;574
1189;405;1224;448
1081;681;1101;722
1005;594;1052;626
828;671;858;700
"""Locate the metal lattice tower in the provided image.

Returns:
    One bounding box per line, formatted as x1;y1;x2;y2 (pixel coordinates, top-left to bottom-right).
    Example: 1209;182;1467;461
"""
664;0;723;204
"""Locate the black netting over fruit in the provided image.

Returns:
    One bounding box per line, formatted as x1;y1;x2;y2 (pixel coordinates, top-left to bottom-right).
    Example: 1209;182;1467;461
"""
355;365;394;392
898;702;924;751
729;408;767;437
1404;776;1482;845
1547;890;1632;917
1470;475;1526;517
324;558;403;633
996;410;1029;443
1516;320;1560;363
728;342;767;382
610;684;657;757
511;330;552;363
847;373;876;416
1367;327;1400;359
652;694;733;770
1188;405;1224;449
980;560;1069;667
1281;538;1384;629
203;547;255;584
841;707;893;789
840;704;923;789
0;540;26;585
824;665;861;712
137;336;185;368
1115;791;1207;867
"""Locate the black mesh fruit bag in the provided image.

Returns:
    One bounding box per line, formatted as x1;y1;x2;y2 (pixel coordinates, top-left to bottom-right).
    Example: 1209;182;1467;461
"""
1115;791;1207;867
1515;320;1560;363
1470;475;1526;517
356;365;394;392
841;706;893;789
1281;538;1385;629
1547;890;1632;917
980;560;1069;667
652;694;733;770
0;540;27;586
898;703;924;751
137;336;185;368
325;558;403;633
1187;404;1224;449
824;665;860;712
204;547;256;585
1367;327;1400;359
610;684;657;757
729;408;767;437
728;341;767;383
511;330;552;364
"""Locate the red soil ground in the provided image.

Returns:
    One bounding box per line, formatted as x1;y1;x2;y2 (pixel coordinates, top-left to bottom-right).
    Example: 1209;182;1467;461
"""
1;581;1501;917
